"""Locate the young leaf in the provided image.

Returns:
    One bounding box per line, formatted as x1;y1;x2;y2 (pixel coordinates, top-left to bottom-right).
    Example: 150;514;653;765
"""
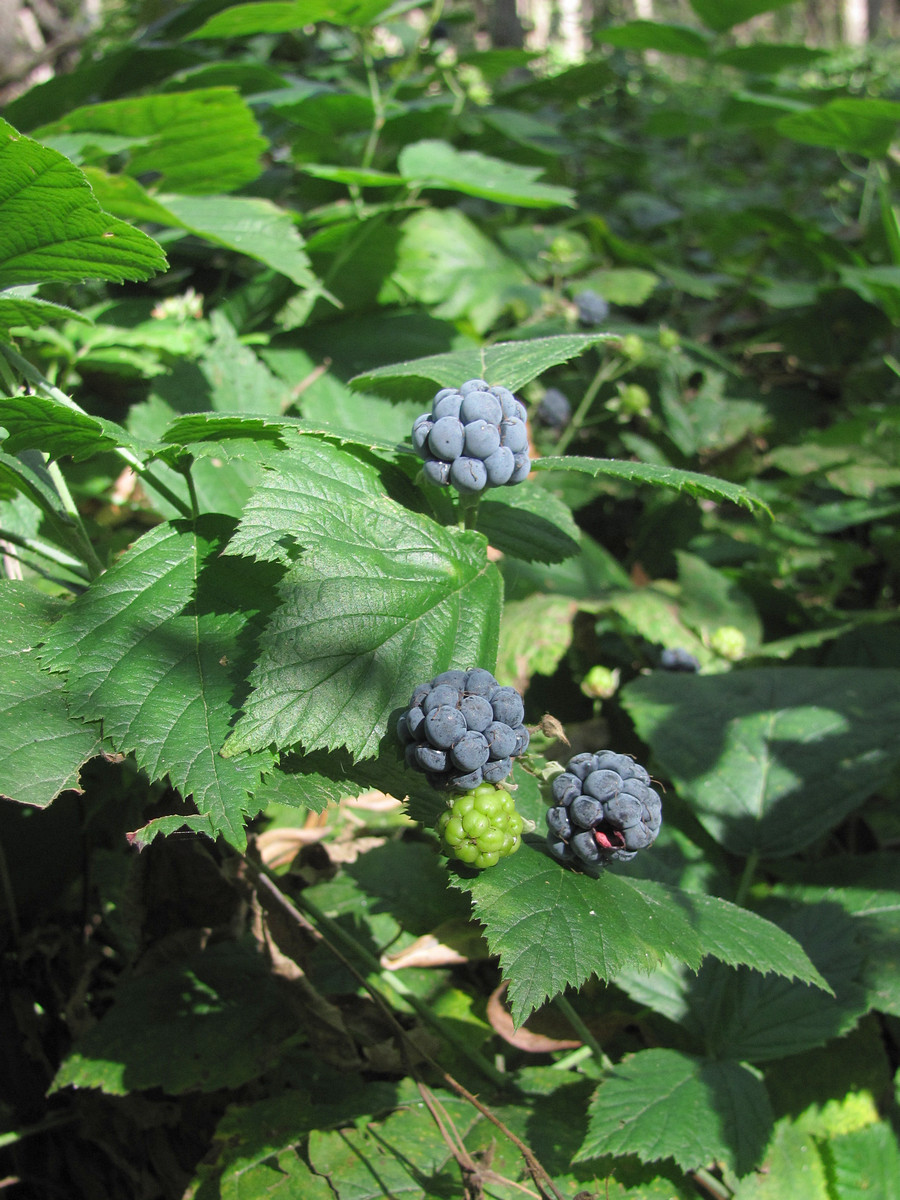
532;456;771;515
398;139;576;209
222;438;502;760
0;582;103;807
39;516;277;848
350;334;614;395
622;668;900;857
0;119;166;288
577;1049;773;1177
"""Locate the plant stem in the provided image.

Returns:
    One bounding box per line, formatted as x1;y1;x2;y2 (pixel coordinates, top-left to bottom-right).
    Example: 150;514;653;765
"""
733;850;759;907
45;459;106;578
458;491;481;530
553;993;614;1071
245;857;509;1090
692;1167;734;1200
553;354;622;456
0;529;92;578
2;344;193;520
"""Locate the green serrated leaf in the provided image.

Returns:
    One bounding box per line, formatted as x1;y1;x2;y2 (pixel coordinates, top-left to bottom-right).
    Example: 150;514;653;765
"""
222;438;502;760
0;581;103;807
0;392;149;462
157;193;319;288
822;1121;900;1200
187;0;398;39
0;293;90;341
0;119;166;288
350;334;614;395
732;1119;829;1200
599;20;712;57
34;89;267;195
475;482;581;564
622;668;900;857
689;0;799;33
398;139;575;209
626;880;830;991
533;456;771;514
578;1049;773;1176
52;941;298;1096
777;97;900;157
39;516;277;848
387;207;530;335
453;842;704;1027
307;1086;481;1197
617;899;865;1063
496;594;581;693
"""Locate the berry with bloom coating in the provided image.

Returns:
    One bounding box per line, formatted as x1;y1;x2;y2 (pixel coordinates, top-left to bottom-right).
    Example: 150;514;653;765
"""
398;668;530;790
659;647;700;673
535;387;571;429
412;381;530;494
438;783;524;868
574;289;610;326
546;749;662;869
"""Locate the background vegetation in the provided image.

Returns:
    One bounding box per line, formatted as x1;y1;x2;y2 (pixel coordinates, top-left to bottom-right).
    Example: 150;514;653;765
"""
1;1;899;1197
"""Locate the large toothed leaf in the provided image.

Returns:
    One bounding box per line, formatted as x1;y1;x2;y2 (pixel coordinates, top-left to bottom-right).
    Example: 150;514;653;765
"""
475;482;581;564
622;668;900;858
39;517;277;848
398;139;576;208
533;456;771;514
450;819;827;1027
34;89;267;196
222;437;502;760
0;582;103;807
0;292;88;341
0;392;151;462
0;119;166;288
350;334;615;396
187;0;398;40
616;899;862;1063
577;1049;773;1177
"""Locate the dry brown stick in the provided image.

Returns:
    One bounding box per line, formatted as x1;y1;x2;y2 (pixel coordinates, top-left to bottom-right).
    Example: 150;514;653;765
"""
239;852;567;1200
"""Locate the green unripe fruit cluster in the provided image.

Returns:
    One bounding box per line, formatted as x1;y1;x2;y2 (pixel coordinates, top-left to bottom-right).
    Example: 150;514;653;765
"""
438;783;524;869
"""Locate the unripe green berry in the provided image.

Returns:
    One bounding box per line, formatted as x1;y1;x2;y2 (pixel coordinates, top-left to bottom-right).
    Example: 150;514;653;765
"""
709;625;747;661
438;783;524;868
621;334;645;362
581;665;620;699
659;327;680;350
618;383;651;416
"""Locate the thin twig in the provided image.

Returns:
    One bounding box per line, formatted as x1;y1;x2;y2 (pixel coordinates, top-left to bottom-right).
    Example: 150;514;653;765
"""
239;853;566;1200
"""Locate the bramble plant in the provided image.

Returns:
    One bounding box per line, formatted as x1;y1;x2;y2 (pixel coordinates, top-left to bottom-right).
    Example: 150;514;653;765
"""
1;1;900;1196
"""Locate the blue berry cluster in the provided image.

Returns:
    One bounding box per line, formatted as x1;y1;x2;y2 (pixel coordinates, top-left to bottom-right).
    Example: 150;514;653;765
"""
574;289;610;327
397;668;530;791
535;387;571;429
412;379;531;494
546;750;662;869
659;647;700;673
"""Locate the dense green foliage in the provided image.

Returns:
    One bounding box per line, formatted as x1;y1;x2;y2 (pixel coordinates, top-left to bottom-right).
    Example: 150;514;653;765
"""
1;2;899;1197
